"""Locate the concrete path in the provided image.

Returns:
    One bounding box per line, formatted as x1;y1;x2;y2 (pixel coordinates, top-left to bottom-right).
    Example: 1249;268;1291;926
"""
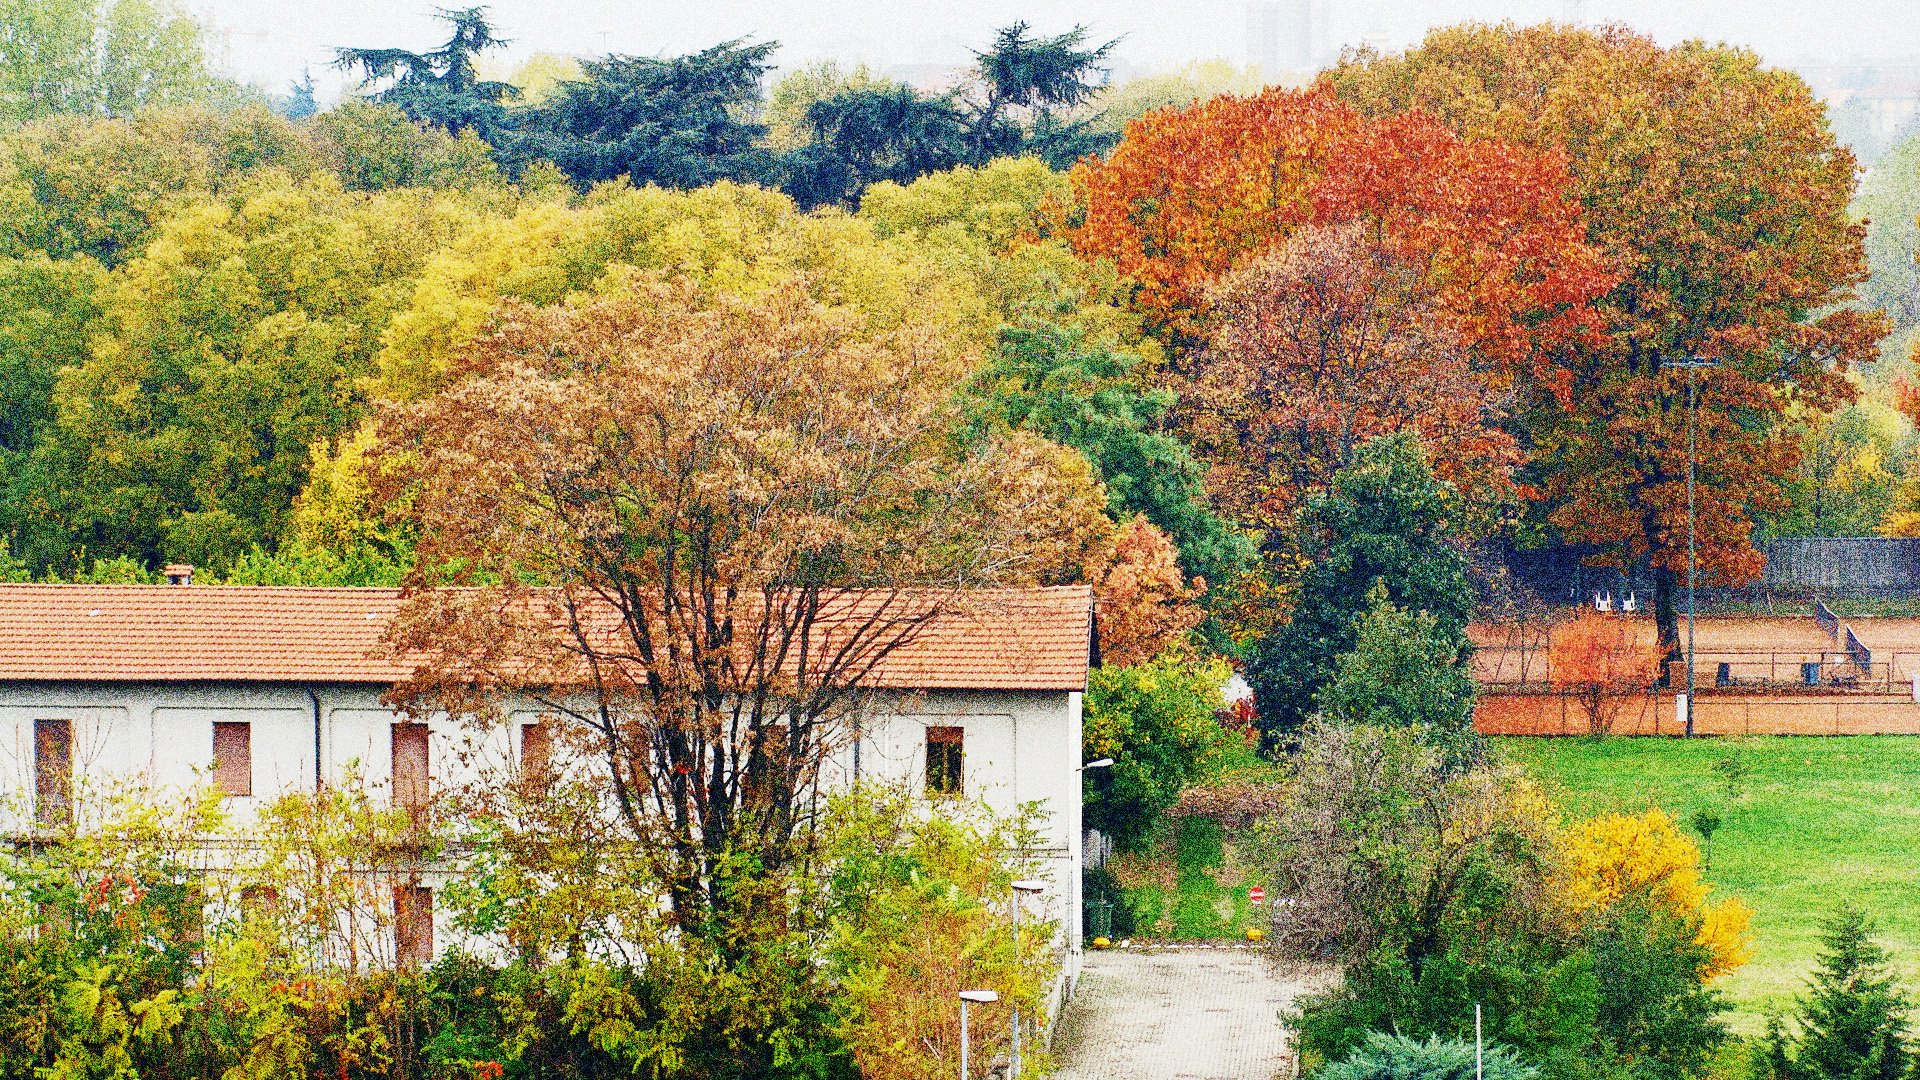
1052;948;1313;1080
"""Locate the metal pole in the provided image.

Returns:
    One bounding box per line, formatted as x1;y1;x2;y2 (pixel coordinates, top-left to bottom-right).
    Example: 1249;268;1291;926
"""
960;999;970;1080
1475;1003;1484;1080
1011;899;1021;1078
1686;369;1698;737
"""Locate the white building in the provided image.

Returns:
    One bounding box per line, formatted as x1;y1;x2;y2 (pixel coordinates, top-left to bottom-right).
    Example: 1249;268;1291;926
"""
0;581;1093;976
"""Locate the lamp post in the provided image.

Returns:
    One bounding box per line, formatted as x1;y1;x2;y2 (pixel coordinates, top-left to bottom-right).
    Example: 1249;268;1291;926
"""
957;989;998;1080
1661;357;1717;737
1008;879;1046;1077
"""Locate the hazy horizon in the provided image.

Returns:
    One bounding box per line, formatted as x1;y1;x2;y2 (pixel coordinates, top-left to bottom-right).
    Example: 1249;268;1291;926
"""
187;0;1920;105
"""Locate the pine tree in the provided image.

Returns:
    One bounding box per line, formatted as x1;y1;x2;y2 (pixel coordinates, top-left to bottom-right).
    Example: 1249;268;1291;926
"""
1758;904;1913;1080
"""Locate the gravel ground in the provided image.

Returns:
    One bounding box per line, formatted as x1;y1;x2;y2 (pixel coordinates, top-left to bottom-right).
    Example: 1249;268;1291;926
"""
1051;948;1319;1080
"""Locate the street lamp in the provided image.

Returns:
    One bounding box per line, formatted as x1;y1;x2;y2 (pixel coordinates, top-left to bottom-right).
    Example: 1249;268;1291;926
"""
957;989;999;1080
1008;880;1046;1077
1662;356;1719;737
1079;758;1114;771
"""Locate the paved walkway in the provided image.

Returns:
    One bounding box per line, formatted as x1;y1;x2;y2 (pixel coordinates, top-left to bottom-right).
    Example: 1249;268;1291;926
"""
1052;948;1314;1080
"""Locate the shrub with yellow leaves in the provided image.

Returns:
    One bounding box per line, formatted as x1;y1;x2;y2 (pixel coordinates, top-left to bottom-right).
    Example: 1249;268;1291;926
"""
1561;809;1752;979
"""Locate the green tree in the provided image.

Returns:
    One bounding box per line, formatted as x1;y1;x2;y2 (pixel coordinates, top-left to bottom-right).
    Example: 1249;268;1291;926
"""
0;254;101;454
335;6;518;140
782;83;968;209
1768;402;1909;538
516;40;779;190
13;178;472;573
1246;433;1472;748
305;99;502;192
1588;899;1730;1080
963;21;1117;166
966;323;1248;588
1855;132;1920;336
1081;655;1236;848
1317;584;1477;762
780;22;1116;209
0;0;227;125
1757;904;1914;1080
0;105;317;265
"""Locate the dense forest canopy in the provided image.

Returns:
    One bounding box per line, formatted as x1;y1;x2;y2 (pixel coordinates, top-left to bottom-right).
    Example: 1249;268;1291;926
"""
0;3;1913;659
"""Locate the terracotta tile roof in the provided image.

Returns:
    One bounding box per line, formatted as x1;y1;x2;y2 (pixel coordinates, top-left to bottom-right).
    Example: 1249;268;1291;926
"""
0;584;1093;692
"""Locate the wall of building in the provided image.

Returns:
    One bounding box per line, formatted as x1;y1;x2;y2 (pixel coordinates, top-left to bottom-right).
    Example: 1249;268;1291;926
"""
0;680;1085;974
1477;689;1920;736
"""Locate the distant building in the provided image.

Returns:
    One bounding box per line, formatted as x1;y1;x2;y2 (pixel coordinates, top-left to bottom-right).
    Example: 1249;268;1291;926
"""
1246;0;1317;73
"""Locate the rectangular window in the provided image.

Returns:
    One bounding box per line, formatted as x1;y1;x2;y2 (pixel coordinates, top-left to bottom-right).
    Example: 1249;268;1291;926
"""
34;719;72;827
393;884;433;967
392;722;430;823
926;725;964;797
212;721;252;797
519;720;551;790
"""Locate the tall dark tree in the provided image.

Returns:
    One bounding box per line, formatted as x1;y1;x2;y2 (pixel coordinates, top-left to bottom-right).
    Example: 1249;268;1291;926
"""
275;69;319;120
335;6;518;139
1246;432;1472;748
518;40;779;189
783;84;967;209
964;22;1118;166
1758;904;1914;1080
781;22;1117;208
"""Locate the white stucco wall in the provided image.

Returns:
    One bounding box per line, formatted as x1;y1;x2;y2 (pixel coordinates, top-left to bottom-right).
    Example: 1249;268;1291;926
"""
0;679;1085;977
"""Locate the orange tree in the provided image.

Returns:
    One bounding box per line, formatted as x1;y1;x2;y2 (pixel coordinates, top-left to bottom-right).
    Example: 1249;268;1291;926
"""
1325;24;1886;655
1067;85;1609;365
1066;85;1610;636
1547;610;1664;735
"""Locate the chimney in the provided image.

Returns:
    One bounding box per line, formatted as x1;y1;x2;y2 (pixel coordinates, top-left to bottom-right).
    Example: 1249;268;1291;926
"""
163;563;194;586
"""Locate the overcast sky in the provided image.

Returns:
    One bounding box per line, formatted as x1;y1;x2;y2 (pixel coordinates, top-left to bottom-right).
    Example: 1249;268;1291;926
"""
187;0;1920;101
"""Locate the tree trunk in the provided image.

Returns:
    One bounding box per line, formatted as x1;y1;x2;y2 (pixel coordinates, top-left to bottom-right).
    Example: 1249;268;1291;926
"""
1653;564;1679;687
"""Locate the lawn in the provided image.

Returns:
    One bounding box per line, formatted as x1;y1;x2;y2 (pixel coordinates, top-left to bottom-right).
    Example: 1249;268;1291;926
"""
1102;816;1265;941
1500;735;1920;1027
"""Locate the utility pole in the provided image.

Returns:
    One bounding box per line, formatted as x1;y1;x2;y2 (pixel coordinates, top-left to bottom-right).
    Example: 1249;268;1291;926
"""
1662;357;1717;737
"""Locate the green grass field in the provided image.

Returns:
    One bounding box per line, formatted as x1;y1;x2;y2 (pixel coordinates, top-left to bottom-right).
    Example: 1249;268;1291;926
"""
1499;736;1920;1027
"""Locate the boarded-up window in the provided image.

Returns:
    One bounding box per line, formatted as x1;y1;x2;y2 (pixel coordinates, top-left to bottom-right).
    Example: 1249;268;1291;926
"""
393;884;433;967
212;722;252;797
239;885;279;923
392;723;430;823
176;885;206;949
926;726;964;797
519;720;551;790
34;719;72;827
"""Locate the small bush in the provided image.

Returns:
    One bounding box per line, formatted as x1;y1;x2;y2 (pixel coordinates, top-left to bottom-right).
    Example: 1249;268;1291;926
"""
1316;1032;1537;1080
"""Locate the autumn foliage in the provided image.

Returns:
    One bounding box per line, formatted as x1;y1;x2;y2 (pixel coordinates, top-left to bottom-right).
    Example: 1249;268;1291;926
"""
1548;611;1664;734
1186;224;1522;534
1562;809;1754;980
1088;515;1205;667
379;274;1111;924
1068;84;1611;370
1327;25;1886;641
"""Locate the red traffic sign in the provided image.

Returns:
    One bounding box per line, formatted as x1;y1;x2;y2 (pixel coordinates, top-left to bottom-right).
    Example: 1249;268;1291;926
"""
1248;886;1266;905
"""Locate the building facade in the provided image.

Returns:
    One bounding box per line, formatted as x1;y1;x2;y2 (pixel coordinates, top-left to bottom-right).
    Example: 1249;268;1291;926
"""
0;582;1092;974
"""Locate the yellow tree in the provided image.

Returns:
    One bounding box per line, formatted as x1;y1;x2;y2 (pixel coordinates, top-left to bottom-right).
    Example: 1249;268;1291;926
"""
1562;809;1753;979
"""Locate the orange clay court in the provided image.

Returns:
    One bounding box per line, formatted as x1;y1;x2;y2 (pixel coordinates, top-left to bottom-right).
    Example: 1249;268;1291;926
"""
1470;613;1920;736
